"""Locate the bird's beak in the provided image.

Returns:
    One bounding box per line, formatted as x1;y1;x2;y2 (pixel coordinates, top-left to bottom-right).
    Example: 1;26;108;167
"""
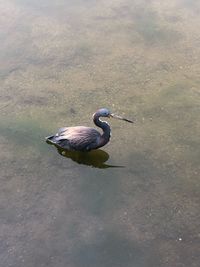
110;113;134;123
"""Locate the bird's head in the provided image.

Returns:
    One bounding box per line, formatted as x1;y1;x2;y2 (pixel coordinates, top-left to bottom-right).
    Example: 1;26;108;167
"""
95;108;134;123
97;108;111;117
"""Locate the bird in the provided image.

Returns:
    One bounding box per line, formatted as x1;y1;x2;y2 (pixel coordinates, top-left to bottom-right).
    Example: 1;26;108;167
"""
45;108;133;152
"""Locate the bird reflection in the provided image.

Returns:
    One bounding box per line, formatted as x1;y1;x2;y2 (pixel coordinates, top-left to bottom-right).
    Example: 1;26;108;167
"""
47;142;124;168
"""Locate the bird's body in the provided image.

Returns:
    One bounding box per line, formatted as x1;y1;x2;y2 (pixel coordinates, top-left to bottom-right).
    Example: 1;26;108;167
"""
46;126;108;151
46;108;133;152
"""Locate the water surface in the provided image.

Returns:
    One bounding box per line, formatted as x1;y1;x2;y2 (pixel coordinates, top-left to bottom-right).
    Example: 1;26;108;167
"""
0;0;200;266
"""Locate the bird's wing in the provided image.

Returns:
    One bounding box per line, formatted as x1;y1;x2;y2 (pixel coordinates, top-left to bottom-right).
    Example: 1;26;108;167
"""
55;126;101;151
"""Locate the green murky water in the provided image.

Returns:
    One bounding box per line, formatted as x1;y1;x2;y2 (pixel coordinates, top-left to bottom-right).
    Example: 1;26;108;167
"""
0;0;200;266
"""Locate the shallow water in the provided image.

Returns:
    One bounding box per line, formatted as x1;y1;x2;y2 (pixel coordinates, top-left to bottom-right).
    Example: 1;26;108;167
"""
0;0;200;266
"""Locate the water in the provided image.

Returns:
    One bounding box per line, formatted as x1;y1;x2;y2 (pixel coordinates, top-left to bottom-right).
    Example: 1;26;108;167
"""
0;0;200;266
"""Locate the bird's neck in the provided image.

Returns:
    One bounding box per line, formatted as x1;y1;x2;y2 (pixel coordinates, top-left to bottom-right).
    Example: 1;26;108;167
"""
93;115;111;146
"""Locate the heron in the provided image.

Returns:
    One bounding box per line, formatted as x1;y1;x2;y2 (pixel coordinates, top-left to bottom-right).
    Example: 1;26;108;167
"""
45;108;133;152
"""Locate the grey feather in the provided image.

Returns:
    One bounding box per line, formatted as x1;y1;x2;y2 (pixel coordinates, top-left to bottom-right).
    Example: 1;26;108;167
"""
48;126;101;151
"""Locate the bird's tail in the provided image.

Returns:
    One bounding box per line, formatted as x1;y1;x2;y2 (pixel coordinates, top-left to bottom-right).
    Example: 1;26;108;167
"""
45;135;57;144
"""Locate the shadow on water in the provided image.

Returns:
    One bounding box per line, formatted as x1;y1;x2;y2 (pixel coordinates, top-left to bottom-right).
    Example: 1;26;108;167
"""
46;141;124;169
